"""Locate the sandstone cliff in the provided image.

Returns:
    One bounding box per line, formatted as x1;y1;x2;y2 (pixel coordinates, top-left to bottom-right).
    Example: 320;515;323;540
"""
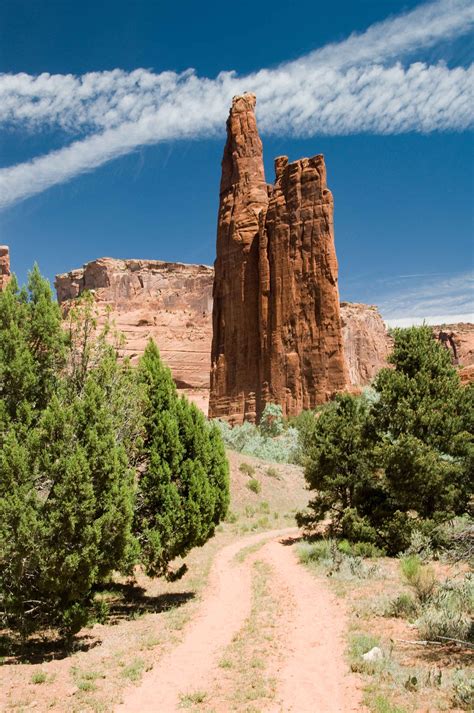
340;302;392;387
210;93;348;423
55;258;213;408
0;246;11;291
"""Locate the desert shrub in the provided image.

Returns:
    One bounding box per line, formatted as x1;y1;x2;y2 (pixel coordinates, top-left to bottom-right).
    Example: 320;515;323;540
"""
246;478;261;494
451;669;474;710
416;575;474;642
134;341;229;578
297;540;334;565
400;556;437;603
403;529;434;562
239;462;255;477
0;274;138;639
386;593;419;619
259;403;284;437
352;541;384;558
266;466;280;479
213;406;299;463
0;268;230;641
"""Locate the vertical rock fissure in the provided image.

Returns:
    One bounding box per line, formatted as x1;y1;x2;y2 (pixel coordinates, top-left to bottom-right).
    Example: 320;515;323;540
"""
209;95;348;424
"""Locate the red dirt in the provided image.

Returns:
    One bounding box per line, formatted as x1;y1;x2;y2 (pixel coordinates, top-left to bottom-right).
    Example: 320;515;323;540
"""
116;529;363;712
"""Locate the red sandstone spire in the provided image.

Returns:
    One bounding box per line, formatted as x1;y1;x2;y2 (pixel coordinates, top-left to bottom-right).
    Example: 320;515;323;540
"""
210;95;348;423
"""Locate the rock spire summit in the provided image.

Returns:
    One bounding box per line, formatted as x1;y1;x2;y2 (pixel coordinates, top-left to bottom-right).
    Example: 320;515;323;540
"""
209;95;348;423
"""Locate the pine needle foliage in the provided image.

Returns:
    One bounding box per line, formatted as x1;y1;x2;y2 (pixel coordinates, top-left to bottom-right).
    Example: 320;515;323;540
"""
135;340;229;578
299;327;473;553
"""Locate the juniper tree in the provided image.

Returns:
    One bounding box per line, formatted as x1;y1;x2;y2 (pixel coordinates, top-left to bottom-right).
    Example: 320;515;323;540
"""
300;327;473;553
135;340;229;578
0;270;137;638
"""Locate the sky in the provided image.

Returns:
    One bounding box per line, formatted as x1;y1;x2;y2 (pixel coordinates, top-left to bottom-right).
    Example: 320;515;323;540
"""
0;0;473;323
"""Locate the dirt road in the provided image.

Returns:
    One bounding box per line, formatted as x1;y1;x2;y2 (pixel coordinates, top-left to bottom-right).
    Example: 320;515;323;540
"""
116;529;363;712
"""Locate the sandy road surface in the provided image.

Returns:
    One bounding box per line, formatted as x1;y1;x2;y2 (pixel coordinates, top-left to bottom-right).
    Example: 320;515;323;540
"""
116;529;363;712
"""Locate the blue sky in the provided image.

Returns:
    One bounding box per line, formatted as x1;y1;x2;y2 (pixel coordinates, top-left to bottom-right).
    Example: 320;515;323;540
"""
0;0;473;322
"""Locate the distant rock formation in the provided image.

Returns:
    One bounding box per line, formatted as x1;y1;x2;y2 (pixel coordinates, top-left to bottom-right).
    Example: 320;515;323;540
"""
55;258;213;409
0;246;11;291
209;93;348;423
340;303;392;387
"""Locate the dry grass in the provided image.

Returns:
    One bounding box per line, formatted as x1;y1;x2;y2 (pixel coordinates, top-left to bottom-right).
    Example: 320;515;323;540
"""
211;559;281;710
298;547;473;712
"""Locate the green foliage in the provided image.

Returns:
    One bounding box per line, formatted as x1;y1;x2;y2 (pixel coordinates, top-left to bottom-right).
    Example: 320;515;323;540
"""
416;575;474;642
386;593;418;619
213;404;299;463
258;403;284;437
0;268;229;642
300;327;473;554
296;393;375;536
134;340;229;578
239;462;255;477
400;556;436;603
451;669;474;710
246;478;261;494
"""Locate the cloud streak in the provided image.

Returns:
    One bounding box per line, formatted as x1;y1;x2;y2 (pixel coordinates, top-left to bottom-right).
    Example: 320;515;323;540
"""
0;0;473;209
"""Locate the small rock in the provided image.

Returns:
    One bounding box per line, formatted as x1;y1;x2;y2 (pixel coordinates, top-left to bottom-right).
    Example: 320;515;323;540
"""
362;646;383;662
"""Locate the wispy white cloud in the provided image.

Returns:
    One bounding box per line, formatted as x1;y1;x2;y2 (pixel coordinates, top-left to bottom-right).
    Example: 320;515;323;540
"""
377;272;474;325
0;0;473;209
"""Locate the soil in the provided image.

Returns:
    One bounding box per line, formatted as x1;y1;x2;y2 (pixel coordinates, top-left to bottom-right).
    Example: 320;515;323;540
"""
116;530;363;712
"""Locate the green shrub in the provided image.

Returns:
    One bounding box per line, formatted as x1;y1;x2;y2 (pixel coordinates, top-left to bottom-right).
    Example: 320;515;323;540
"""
352;541;384;558
451;669;474;710
31;671;48;684
400;556;436;603
246;478;261;494
299;327;473;554
266;466;280;479
297;540;334;564
213;410;299;464
416;575;473;642
135;341;229;578
386;593;418;619
239;462;255;477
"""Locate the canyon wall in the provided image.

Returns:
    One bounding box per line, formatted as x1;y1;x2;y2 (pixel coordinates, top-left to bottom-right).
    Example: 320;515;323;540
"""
55;258;213;410
0;246;11;291
210;94;348;423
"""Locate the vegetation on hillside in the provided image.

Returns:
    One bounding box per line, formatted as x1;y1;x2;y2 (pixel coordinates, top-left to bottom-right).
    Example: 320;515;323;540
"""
0;267;229;640
296;326;473;554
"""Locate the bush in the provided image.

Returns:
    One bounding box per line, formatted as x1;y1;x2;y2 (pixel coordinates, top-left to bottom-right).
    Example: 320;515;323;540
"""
386;593;419;619
400;556;437;603
246;478;261;494
239;462;255;477
0;268;230;641
416;575;473;642
213;405;299;463
451;669;474;710
134;341;229;578
297;540;334;564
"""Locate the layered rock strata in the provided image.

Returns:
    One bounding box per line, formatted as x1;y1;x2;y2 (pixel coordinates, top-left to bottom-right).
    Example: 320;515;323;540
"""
0;246;11;291
55;258;213;408
209;94;348;423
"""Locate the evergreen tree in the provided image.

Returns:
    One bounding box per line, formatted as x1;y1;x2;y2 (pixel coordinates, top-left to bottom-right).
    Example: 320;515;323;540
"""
0;270;136;638
301;327;473;553
135;340;229;578
0;266;66;427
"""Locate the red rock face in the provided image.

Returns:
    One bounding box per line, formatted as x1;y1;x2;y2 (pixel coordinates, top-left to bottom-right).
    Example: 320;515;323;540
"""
209;94;348;423
210;93;269;423
55;258;213;410
0;246;11;291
